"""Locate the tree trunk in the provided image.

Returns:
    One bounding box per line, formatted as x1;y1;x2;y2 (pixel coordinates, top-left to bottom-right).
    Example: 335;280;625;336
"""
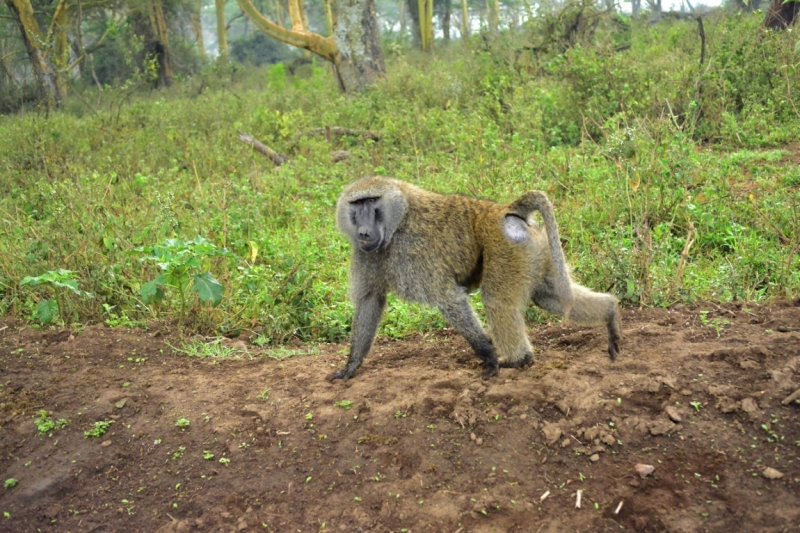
333;0;386;92
764;0;800;30
399;0;406;37
4;0;60;107
491;0;499;34
418;0;433;51
443;0;451;42
51;0;70;100
325;0;335;35
148;0;174;86
406;0;421;48
461;0;469;40
191;0;208;58
216;0;229;62
632;0;640;17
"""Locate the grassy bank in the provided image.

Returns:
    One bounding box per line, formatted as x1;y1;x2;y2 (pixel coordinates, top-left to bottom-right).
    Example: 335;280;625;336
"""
1;12;798;340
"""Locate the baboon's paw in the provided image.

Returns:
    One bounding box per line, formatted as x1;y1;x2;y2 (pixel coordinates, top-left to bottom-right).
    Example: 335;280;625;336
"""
498;352;533;369
481;363;499;380
327;368;353;382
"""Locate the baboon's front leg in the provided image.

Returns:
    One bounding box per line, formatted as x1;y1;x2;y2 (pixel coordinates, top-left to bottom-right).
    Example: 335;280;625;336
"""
328;291;387;381
438;288;498;379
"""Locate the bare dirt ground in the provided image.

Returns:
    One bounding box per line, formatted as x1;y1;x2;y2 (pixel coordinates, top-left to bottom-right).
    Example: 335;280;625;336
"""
1;301;800;533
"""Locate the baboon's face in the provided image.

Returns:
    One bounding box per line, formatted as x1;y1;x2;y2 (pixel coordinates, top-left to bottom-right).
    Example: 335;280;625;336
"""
349;197;385;252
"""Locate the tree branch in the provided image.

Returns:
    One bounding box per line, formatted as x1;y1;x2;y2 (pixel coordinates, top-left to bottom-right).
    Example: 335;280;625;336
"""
237;132;290;166
235;0;337;61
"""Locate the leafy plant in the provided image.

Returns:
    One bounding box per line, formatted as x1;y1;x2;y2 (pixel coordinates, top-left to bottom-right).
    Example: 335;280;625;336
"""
4;479;17;489
170;338;239;358
137;237;229;337
84;420;114;438
34;410;68;435
175;418;190;430
335;400;354;410
699;311;730;338
20;269;94;325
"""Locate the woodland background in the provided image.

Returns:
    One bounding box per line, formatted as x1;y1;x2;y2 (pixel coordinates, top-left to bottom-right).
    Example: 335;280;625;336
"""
1;0;799;342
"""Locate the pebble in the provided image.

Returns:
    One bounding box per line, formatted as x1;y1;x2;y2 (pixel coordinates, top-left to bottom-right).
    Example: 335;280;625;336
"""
561;438;572;448
741;397;759;413
101;440;112;447
470;432;477;441
665;405;682;423
590;454;600;462
762;467;784;479
519;413;528;420
476;437;484;445
635;464;655;478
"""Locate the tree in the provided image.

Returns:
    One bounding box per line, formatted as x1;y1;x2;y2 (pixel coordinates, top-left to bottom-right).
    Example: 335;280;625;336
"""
236;0;385;92
418;0;433;50
4;0;63;107
191;0;207;59
764;0;799;30
215;0;229;62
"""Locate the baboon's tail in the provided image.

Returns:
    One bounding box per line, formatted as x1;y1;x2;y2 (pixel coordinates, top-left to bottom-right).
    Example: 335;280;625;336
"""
506;191;574;319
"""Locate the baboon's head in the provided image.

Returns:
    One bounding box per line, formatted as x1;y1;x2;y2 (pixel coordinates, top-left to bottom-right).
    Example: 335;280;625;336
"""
349;197;385;252
337;177;409;253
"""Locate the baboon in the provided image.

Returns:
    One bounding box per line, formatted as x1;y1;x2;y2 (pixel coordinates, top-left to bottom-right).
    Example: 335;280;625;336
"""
329;176;621;381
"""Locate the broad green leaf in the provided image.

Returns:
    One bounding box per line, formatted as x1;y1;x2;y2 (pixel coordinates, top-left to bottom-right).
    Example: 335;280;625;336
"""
20;276;43;287
141;279;165;304
192;272;223;307
34;299;59;325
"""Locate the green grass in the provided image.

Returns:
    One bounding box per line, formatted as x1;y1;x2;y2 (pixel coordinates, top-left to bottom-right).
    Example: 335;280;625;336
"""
0;12;798;343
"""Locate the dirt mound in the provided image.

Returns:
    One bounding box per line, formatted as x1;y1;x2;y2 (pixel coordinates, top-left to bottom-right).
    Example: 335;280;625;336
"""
1;301;800;532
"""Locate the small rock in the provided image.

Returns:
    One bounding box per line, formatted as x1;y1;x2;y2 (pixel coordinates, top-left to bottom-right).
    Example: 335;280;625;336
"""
635;464;655;478
602;434;616;446
470;432;477;441
716;397;740;414
629;479;641;487
476;437;484;445
101;440;112;447
590;454;600;462
561;438;572;448
115;398;128;409
741;397;759;413
519;413;528;420
220;512;231;519
110;415;121;420
739;359;759;370
649;419;677;436
665;405;682;423
542;423;562;446
763;467;784;479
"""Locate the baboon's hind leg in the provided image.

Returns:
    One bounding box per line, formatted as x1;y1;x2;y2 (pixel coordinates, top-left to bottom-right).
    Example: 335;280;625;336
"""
533;279;621;361
483;293;533;368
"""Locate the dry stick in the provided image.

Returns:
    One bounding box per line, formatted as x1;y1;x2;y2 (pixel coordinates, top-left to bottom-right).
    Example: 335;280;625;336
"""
575;489;582;508
540;490;550;502
614;500;624;515
675;221;696;281
237;132;290;166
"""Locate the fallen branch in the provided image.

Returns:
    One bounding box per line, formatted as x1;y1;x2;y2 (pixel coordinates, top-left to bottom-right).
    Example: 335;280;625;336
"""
293;126;381;144
237;132;290;166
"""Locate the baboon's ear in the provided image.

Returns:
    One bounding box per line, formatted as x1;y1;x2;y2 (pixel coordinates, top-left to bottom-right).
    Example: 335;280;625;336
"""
502;215;530;244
